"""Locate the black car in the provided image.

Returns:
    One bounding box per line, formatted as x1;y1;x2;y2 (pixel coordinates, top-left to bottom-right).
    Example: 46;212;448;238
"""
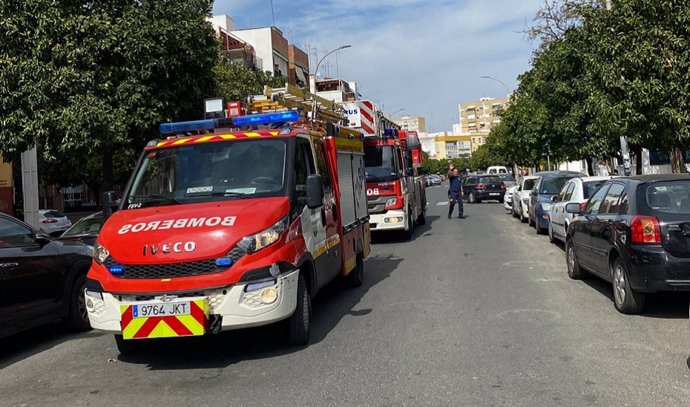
529;171;586;234
565;175;690;314
0;213;92;338
461;174;506;203
58;212;103;247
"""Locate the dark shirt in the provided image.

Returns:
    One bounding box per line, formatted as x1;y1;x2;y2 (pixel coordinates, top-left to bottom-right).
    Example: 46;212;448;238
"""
448;175;461;194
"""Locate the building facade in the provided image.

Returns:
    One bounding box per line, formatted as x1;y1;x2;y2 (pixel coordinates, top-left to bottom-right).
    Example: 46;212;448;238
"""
314;77;359;103
395;116;426;132
288;45;309;88
418;132;436;158
458;97;508;135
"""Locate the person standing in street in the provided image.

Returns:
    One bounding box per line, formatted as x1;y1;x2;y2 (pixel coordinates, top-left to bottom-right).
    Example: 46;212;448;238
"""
447;164;465;219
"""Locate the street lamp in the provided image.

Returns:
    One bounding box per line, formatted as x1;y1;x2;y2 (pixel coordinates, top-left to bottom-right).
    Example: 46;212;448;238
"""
480;75;510;98
390;108;406;118
311;45;351;127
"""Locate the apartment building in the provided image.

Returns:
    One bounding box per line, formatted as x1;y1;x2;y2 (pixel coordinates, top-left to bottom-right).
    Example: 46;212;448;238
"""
432;133;472;159
458;97;508;135
395;116;426;132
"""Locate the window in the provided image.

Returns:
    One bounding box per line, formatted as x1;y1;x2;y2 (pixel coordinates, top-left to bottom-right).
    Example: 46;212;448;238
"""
583;180;607;199
600;183;625;214
560;182;575;202
295;138;315;202
643;180;690;214
0;217;34;248
315;144;332;190
523;178;536;191
584;184;610;215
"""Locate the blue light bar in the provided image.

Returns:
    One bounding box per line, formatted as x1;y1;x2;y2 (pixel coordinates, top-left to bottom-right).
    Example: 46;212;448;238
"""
108;264;125;275
384;128;397;138
231;110;300;126
160;119;215;134
215;257;232;267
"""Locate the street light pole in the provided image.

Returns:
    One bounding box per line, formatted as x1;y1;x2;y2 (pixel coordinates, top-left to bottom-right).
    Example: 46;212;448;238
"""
311;45;351;127
390;108;405;118
480;75;510;98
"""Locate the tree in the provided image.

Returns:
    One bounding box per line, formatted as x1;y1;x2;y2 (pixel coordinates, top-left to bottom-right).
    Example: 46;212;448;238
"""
213;58;288;102
0;0;218;191
523;0;603;47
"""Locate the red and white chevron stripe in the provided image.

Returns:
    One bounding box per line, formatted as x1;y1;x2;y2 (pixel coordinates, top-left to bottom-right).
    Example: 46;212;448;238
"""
358;100;375;135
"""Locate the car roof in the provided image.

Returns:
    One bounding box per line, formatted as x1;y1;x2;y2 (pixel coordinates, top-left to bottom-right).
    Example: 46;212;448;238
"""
624;174;690;183
533;171;587;177
578;176;614;182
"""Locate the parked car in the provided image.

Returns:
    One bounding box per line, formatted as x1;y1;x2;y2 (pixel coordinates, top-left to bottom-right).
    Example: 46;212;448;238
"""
0;212;92;339
565;175;690;314
548;176;612;243
504;185;518;211
462;174;506;203
429;175;442;186
487;166;509;174
58;212;103;248
38;209;72;236
529;171;587;234
498;173;516;188
512;175;539;222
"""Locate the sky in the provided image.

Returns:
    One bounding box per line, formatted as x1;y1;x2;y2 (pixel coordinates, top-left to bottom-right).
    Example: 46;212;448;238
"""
212;0;542;133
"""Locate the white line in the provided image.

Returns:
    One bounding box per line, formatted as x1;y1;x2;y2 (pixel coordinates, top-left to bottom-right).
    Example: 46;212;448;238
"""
436;202;449;206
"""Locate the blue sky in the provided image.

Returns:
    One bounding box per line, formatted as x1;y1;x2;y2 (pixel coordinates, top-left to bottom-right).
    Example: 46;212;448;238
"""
213;0;541;132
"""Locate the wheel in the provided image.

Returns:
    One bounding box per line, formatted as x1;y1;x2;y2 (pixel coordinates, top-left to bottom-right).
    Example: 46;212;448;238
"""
520;206;528;223
402;209;414;240
498;198;504;204
64;273;91;332
288;274;311;345
416;206;426;225
536;221;546;235
345;254;364;288
612;258;646;314
528;214;535;227
115;335;143;355
566;239;587;279
548;223;556;243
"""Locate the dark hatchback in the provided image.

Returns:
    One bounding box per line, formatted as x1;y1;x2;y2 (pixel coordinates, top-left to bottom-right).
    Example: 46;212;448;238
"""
0;213;92;339
462;175;506;203
529;171;586;234
565;175;690;314
58;212;104;247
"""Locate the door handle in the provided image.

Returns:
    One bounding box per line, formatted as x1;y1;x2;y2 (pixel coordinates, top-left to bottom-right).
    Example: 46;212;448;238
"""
0;262;19;268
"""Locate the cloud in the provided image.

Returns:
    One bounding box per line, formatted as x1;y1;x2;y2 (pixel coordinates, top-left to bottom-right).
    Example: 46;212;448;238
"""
214;0;540;131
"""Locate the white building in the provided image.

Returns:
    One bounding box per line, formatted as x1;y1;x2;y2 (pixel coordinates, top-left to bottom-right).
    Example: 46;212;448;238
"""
418;132;436;158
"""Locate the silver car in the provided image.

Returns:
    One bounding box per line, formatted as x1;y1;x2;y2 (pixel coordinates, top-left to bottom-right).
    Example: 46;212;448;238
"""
39;209;72;236
548;176;612;243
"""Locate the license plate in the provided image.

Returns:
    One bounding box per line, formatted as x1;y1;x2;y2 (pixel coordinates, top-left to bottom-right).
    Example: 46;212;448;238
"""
490;193;500;196
132;301;191;318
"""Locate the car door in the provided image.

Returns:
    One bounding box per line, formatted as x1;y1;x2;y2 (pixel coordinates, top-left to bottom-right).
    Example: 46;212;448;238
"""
0;216;62;328
552;181;575;238
462;177;476;197
588;182;626;277
572;184;609;271
530;178;542;220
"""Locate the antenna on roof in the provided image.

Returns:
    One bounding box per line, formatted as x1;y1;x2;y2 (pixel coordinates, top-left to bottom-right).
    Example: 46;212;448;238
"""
270;0;276;26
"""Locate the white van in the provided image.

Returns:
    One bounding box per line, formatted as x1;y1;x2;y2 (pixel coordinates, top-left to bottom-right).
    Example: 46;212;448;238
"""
487;166;509;174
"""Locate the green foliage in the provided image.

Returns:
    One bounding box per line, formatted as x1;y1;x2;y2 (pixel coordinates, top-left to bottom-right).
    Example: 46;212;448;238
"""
213;59;287;102
0;0;218;188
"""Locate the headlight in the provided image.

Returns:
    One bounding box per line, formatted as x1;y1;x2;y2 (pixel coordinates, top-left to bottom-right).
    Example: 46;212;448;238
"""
385;197;397;207
541;203;552;211
238;216;289;253
93;241;110;264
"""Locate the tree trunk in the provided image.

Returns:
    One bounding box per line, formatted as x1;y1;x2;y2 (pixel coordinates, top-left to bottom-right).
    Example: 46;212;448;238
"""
632;144;643;175
670;147;687;174
101;149;114;197
584;157;594;176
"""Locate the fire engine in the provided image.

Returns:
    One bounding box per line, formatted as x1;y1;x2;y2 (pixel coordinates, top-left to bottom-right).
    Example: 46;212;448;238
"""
85;85;371;353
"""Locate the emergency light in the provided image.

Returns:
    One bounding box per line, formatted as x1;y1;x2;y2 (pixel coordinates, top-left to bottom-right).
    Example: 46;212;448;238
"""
159;110;300;134
108;264;125;275
384;128;398;138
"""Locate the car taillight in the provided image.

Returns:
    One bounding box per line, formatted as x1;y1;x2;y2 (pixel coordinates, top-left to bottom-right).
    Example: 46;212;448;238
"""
476;183;486;190
500;182;506;190
631;216;661;244
42;219;58;224
579;202;586;211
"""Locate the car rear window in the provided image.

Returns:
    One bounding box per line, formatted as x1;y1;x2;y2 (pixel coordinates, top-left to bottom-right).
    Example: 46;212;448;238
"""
62;215;104;237
479;176;501;184
643;180;690;214
498;174;515;181
44;211;66;218
540;177;575;194
583;180;607;199
523;179;536;190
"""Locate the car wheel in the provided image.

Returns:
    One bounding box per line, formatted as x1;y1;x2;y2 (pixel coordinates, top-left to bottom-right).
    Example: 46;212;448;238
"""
528;214;535;227
566;239;587;279
612;258;645;314
548;223;556;243
64;273;91;332
498;197;504;204
115;334;143;355
345;253;364;288
288;273;311;346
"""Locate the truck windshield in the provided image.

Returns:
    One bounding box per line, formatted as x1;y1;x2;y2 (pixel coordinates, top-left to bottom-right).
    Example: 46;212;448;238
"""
365;146;398;182
125;139;287;208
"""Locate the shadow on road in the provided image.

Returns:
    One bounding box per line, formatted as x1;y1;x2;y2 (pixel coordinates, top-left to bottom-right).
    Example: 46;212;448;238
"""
370;215;440;244
582;277;688;319
0;323;106;369
115;253;404;370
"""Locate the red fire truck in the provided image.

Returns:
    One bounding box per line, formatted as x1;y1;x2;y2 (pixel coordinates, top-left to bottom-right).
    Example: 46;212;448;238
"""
364;128;426;239
85;91;370;353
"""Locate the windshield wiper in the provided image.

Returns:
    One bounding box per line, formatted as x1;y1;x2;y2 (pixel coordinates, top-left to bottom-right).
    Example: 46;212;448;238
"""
185;191;251;199
128;194;181;205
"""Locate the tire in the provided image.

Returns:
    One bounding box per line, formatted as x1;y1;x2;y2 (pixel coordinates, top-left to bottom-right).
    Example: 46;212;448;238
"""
115;334;143;355
416;207;426;225
612;258;646;314
498;198;504;204
566;239;587;280
548;223;556;243
64;273;91;332
288;274;311;346
520;206;528;223
345;254;364;288
528;214;535;227
402;209;414;240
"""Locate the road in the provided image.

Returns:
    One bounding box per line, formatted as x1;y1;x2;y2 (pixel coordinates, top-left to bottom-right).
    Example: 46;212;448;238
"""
2;184;689;406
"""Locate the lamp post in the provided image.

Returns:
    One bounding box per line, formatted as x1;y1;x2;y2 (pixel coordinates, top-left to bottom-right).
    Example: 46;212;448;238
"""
480;75;510;98
311;45;351;127
390;108;406;118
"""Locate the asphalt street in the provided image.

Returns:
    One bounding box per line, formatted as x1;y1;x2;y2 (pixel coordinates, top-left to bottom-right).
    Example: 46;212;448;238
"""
2;184;690;406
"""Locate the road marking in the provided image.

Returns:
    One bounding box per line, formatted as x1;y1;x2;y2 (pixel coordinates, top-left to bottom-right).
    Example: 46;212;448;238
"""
436;202;449;206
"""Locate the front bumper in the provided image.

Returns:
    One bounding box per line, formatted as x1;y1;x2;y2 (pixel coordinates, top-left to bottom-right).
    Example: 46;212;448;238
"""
626;245;690;293
369;210;407;231
535;206;550;229
86;269;299;335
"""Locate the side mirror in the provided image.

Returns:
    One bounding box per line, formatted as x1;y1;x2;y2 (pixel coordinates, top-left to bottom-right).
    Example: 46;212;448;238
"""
102;191;119;220
306;174;324;209
565;202;582;214
35;232;51;245
551;195;559;203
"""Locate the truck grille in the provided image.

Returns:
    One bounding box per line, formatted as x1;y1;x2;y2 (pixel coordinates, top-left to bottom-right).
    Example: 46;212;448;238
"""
367;196;390;214
106;246;245;279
